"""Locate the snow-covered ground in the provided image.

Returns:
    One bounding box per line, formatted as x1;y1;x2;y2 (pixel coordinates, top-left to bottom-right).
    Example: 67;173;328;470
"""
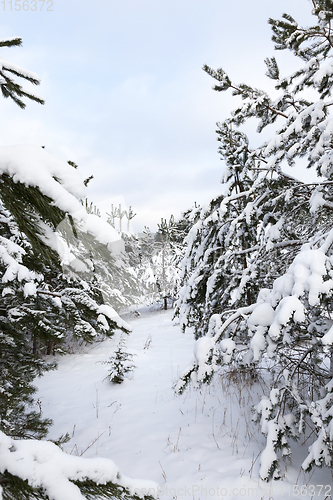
36;308;333;500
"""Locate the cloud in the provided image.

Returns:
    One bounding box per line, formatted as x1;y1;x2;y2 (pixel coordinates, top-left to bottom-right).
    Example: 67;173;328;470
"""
0;0;316;232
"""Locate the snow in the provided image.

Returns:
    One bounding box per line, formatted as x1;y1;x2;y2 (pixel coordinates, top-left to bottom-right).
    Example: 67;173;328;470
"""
23;281;37;297
0;145;124;256
248;303;275;328
270;389;280;406
0;56;41;83
302;429;331;470
243;242;333;357
0;145;84;200
310;189;326;212
322;324;333;345
273;295;305;326
219;338;235;363
265;218;284;246
314;61;333;87
193;336;215;380
250;326;267;361
258;421;279;480
219;190;251;217
0;430;158;500
269;247;330;307
97;304;132;332
0;239;38;283
34;308;333;499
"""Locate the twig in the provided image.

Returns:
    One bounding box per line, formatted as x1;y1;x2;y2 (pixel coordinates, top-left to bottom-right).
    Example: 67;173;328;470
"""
158;461;167;482
79;431;106;456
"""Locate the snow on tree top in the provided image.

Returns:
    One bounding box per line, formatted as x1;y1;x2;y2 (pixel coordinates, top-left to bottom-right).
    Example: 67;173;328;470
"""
0;145;123;254
0;37;21;43
0;145;84;201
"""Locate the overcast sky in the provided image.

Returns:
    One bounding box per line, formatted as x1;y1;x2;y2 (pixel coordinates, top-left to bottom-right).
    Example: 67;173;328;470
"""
0;0;315;232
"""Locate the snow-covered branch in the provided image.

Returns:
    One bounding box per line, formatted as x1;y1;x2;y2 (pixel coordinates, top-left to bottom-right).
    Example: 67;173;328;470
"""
0;431;158;500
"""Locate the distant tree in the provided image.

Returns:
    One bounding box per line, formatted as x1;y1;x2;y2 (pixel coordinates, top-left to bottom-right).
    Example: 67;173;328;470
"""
154;216;186;309
136;227;158;303
117;204;126;233
137;218;184;309
125;206;136;232
106;204;118;228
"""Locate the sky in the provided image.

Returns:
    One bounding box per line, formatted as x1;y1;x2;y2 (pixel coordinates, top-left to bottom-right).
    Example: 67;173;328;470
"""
0;0;316;232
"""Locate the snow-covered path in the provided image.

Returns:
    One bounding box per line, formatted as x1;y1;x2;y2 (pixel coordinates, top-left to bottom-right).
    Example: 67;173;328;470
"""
36;309;333;499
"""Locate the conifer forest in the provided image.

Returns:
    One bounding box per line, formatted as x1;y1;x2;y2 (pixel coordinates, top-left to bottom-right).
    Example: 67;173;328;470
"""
2;1;333;499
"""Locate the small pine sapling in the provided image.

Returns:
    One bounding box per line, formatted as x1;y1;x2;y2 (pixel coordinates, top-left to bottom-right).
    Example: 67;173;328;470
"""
104;336;136;384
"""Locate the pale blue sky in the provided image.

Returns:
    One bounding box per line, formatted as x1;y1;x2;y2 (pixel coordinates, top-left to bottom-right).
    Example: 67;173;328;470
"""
0;0;314;231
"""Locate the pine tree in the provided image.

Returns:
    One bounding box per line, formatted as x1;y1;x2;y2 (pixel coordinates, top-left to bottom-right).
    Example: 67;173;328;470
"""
0;40;154;499
104;335;136;384
136;227;159;303
176;0;333;480
175;124;260;335
0;152;147;498
153;217;182;309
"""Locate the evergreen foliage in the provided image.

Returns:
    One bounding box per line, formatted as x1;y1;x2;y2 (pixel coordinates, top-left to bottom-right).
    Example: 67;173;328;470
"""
0;37;44;109
153;217;182;308
0;429;157;500
176;0;333;480
0;313;53;440
137;217;185;308
104;335;136;384
0;471;155;500
0;39;154;500
76;200;144;309
58;214;141;317
136;227;159;303
0;171;139;498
